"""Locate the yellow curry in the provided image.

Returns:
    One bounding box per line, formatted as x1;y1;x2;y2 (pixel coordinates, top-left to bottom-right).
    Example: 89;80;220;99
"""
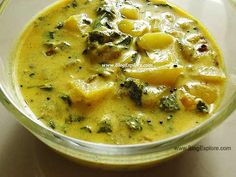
15;0;226;144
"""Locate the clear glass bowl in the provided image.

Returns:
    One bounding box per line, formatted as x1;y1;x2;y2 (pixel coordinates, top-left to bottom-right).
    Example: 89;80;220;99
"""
0;0;236;169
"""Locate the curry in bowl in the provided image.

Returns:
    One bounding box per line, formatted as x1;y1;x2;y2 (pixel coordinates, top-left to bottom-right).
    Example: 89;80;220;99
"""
15;0;226;144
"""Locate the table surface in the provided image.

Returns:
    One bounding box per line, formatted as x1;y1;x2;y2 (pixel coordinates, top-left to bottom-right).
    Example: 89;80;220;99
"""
0;103;235;177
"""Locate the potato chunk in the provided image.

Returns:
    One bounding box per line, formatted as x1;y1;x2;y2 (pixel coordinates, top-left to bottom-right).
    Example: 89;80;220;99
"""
118;19;149;37
120;5;140;20
180;93;196;110
185;83;218;104
192;66;226;82
142;86;167;107
137;32;174;51
64;14;91;34
120;51;141;64
145;51;173;66
125;64;184;86
68;79;114;103
83;30;132;61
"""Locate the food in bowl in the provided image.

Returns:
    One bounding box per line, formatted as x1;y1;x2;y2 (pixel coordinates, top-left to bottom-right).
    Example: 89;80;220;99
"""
15;0;226;145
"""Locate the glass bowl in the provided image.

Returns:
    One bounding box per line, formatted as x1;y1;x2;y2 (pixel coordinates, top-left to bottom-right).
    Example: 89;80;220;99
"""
0;0;236;170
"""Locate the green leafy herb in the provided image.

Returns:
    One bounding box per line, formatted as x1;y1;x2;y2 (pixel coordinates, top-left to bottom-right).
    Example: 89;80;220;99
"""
80;126;92;133
160;92;180;112
84;0;91;5
83;30;127;61
65;115;85;124
96;67;113;77
56;22;64;29
48;120;56;129
97;3;116;20
88;30;121;44
121;79;143;106
196;101;209;113
45;49;57;56
92;18;104;29
39;84;54;91
44;41;70;50
92;17;113;29
84;1;133;61
60;94;72;106
167;114;173;121
92;0;116;29
48;31;55;39
71;0;78;8
125;116;142;131
97;120;112;133
155;4;172;8
131;52;139;63
44;41;70;56
82;18;92;25
29;73;35;78
97;126;112;133
117;35;133;47
38;16;45;21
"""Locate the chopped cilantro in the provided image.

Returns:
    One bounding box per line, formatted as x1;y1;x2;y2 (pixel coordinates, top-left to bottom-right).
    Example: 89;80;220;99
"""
196;101;209;113
160;92;180;112
125;116;142;131
39;84;54;91
60;94;72;106
48;120;56;129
